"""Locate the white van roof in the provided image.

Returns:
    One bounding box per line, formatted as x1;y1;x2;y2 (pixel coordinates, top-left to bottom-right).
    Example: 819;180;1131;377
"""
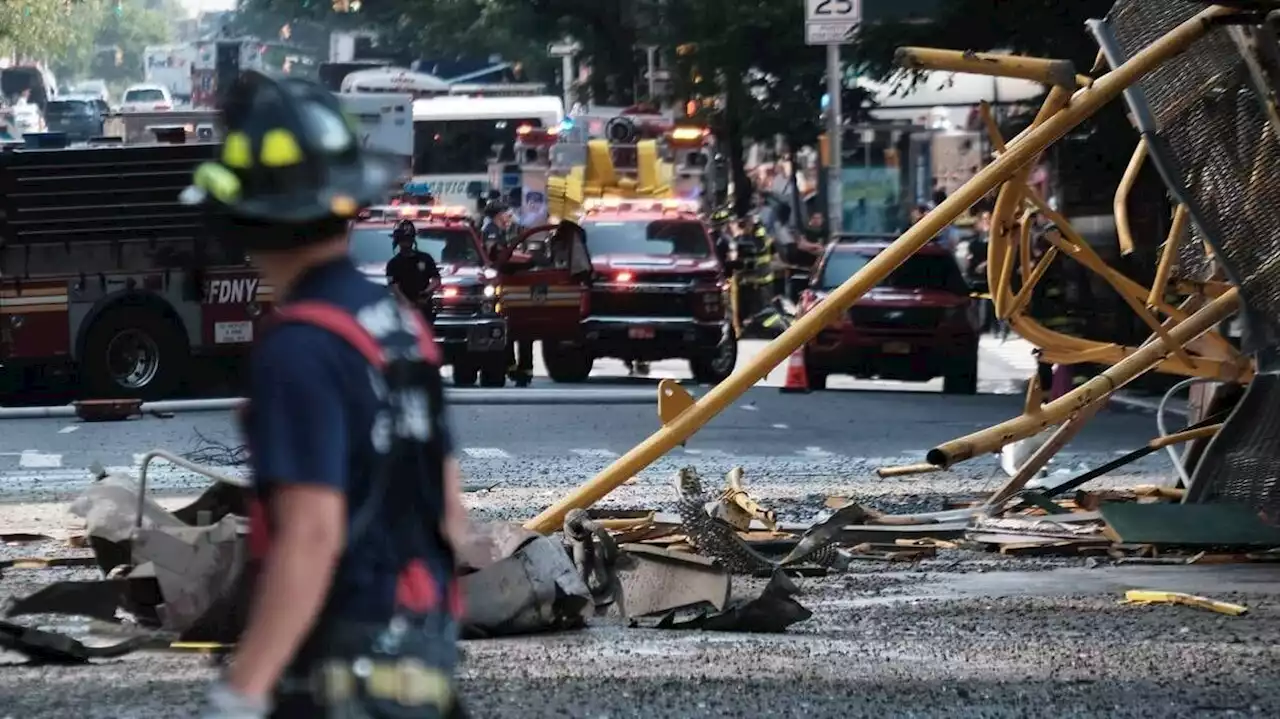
411;95;563;125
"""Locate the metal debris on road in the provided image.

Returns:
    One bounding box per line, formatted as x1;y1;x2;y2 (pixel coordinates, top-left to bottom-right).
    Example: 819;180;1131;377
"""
1123;590;1248;616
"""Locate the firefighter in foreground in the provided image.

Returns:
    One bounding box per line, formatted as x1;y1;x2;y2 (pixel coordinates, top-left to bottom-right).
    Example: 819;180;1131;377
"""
182;72;469;718
387;218;443;326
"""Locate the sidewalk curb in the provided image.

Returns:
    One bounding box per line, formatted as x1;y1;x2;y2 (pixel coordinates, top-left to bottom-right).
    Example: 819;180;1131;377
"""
1109;392;1189;418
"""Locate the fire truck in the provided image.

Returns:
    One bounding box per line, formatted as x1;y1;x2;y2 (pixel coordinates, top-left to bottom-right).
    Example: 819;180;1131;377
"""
349;203;509;386
495;112;737;384
0;138;266;401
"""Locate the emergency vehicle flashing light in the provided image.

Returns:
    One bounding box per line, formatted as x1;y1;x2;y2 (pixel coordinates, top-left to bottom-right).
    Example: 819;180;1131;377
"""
361;204;471;222
582;198;701;215
516;124;560;146
670;126;707;142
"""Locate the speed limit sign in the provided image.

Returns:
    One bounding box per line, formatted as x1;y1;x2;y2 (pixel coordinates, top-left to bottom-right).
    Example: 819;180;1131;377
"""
805;0;861;23
805;0;861;44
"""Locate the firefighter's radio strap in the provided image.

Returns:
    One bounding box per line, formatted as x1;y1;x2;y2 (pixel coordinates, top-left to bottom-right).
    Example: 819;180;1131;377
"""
261;300;462;717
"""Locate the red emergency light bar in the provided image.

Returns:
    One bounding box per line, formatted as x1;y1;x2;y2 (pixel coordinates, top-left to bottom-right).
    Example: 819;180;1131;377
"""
516;124;560;146
582;198;702;215
358;204;472;222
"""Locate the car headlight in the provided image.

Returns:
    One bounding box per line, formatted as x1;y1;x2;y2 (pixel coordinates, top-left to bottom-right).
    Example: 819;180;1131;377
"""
483;268;498;280
483;284;497;298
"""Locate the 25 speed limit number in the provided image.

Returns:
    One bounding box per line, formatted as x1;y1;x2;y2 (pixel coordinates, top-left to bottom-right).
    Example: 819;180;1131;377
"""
805;0;860;21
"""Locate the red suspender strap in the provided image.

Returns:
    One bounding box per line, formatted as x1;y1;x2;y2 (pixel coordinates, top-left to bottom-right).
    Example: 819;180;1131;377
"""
269;300;387;370
248;301;384;561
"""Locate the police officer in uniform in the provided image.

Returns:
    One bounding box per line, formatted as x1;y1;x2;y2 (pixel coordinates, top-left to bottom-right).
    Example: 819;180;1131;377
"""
185;72;469;719
386;218;442;325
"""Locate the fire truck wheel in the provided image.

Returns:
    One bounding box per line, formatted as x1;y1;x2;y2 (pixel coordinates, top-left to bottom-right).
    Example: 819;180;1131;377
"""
452;361;480;387
81;309;189;400
479;359;507;388
690;337;738;385
542;343;591;384
943;352;980;395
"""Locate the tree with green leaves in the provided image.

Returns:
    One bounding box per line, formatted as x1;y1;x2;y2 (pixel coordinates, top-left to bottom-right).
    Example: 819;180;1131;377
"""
85;0;174;86
0;0;105;66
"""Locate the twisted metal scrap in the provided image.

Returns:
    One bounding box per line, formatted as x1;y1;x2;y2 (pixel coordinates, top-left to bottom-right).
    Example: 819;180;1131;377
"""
563;508;621;609
674;467;836;573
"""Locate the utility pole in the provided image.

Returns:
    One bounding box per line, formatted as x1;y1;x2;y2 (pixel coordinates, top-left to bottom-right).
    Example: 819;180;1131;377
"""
642;45;659;101
548;38;582;113
826;44;843;235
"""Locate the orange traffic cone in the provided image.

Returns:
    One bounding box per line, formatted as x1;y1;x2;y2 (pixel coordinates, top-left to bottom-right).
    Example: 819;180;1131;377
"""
780;349;811;394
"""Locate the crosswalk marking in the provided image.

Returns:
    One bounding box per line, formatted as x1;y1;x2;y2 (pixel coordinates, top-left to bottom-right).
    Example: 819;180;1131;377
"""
462;447;511;459
570;448;619;458
58;426;79;434
19;450;61;468
676;448;729;457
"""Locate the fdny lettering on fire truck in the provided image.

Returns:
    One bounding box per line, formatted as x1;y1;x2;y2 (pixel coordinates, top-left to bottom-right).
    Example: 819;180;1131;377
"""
204;278;260;304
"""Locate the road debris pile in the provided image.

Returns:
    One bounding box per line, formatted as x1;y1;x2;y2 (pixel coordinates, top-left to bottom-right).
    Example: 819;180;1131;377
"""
0;459;832;663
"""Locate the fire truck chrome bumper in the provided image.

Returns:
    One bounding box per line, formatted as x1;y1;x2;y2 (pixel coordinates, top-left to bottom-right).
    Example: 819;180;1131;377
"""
430;317;507;352
581;317;724;353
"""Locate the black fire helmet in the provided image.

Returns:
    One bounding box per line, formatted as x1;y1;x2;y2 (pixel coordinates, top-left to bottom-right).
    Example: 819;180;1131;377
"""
181;71;396;242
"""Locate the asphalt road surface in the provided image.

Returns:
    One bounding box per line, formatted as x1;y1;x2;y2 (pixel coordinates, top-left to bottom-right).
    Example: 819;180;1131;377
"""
5;334;1254;719
0;345;1162;505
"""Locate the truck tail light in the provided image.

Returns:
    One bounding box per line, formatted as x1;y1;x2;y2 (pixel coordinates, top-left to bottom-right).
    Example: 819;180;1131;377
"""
615;271;634;283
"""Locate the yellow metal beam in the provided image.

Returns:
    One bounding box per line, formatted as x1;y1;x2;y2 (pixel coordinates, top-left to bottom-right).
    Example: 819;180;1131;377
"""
523;5;1230;534
1114;140;1148;256
894;47;1085;88
1148;204;1189;308
929;287;1241;468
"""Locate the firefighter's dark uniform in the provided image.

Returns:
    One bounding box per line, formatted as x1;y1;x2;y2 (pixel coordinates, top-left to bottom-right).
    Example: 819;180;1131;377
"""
386;221;441;325
184;72;464;719
738;221;776;331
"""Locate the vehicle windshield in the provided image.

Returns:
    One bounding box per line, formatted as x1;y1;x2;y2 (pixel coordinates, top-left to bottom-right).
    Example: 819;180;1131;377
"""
45;100;95;117
412;118;541;175
348;226;483;267
821;251;970;294
125;88;166;103
582;220;711;258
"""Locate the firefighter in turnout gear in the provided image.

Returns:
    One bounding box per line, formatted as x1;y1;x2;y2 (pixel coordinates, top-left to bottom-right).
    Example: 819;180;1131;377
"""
480;200;515;262
738;216;778;336
182;72;469;719
386;219;443;326
480;200;534;385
